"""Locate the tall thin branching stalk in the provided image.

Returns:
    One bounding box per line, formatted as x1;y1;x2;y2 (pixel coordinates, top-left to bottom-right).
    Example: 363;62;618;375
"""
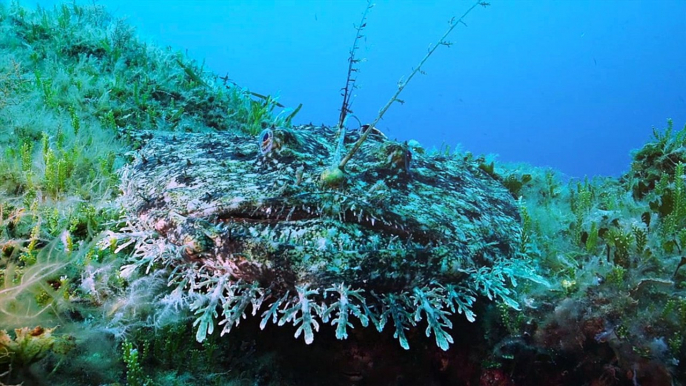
330;1;374;170
337;0;490;171
338;0;374;129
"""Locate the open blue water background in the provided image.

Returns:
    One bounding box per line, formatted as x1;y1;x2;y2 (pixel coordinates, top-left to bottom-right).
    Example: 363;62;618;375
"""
27;0;686;178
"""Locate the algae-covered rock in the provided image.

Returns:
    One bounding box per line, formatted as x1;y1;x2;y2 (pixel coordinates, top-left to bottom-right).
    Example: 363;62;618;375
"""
113;124;530;349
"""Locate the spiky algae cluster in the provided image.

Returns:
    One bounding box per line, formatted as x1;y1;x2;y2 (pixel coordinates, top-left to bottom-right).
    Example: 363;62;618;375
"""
111;125;532;350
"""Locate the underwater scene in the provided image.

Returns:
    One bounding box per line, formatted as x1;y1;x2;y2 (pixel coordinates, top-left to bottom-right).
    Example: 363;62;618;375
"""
1;0;685;385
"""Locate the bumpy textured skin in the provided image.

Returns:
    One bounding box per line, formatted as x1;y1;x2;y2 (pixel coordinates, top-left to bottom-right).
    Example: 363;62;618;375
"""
117;124;523;348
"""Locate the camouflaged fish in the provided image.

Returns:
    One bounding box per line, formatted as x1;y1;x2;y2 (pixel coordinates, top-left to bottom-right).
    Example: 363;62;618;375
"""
110;124;534;350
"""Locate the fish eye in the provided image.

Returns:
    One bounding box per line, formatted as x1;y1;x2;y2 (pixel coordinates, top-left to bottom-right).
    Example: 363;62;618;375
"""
259;128;274;155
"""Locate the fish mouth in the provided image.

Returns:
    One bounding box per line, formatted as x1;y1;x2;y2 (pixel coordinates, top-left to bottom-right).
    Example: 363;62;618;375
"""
214;192;436;245
199;196;449;291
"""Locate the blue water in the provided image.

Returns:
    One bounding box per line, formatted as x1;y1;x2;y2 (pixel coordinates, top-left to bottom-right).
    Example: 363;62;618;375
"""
29;0;686;178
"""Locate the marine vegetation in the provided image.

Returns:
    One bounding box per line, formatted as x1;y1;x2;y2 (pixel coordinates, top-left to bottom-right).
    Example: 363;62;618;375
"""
1;1;685;385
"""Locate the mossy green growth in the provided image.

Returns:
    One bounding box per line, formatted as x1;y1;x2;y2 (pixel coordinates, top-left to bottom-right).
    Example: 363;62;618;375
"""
502;173;533;198
492;122;686;381
0;1;268;370
661;162;686;236
122;339;153;386
627;119;686;200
